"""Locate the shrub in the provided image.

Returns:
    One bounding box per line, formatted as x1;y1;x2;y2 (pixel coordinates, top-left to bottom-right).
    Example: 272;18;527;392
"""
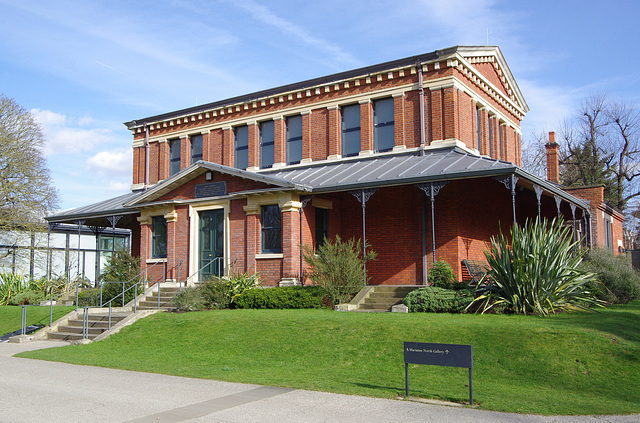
428;259;457;289
470;218;603;316
0;272;29;305
303;235;377;304
403;287;474;313
235;286;326;309
8;289;46;305
174;272;261;311
99;249;142;305
76;289;101;307
584;248;640;304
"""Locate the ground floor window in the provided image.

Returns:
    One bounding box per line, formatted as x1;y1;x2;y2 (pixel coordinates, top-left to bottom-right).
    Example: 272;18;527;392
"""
315;207;328;249
261;205;281;253
152;216;167;258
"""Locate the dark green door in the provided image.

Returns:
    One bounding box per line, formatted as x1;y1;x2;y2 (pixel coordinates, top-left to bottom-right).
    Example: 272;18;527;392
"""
199;209;224;278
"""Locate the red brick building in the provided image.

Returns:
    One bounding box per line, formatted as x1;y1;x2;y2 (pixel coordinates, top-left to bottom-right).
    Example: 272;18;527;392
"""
47;46;624;286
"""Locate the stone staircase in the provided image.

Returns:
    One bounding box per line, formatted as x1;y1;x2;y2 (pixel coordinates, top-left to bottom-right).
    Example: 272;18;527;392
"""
40;285;181;342
137;286;181;311
47;311;131;341
354;285;420;312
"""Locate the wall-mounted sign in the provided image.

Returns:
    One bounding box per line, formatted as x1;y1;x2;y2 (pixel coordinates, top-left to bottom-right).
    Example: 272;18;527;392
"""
195;181;227;199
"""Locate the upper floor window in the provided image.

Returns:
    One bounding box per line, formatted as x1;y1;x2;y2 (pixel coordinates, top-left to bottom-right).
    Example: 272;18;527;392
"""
191;134;203;165
286;115;302;165
498;123;504;160
373;98;394;152
169;138;181;176
235;125;249;170
151;216;167;259
260;120;275;169
261;205;282;254
341;104;361;157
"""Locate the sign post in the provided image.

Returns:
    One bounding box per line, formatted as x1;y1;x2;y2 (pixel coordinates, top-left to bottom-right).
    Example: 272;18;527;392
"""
404;342;473;405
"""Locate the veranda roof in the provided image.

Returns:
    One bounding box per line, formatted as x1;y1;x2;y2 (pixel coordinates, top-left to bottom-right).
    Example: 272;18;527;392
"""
46;145;589;225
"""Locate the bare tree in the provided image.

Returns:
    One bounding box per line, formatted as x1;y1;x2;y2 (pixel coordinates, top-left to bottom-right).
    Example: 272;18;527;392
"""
0;94;59;259
521;129;548;179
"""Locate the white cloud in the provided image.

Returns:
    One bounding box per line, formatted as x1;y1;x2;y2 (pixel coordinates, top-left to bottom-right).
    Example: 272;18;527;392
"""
31;108;66;125
86;150;132;176
106;180;131;194
44;127;113;155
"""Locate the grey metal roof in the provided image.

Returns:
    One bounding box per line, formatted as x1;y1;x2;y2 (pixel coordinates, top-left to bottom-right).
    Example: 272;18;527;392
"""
46;191;143;223
260;147;517;192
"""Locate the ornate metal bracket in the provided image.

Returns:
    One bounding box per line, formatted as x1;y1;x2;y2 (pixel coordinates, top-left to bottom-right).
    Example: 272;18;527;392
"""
416;181;449;198
494;175;519;191
107;215;122;228
349;188;378;205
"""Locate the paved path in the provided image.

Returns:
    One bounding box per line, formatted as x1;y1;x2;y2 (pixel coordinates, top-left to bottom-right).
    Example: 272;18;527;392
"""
0;341;637;423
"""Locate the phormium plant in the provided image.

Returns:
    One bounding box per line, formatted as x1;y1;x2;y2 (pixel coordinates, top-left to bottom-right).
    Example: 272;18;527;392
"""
469;218;603;316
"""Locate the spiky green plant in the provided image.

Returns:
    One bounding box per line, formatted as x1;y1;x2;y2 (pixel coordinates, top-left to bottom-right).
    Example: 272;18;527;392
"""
0;272;29;305
469;218;603;316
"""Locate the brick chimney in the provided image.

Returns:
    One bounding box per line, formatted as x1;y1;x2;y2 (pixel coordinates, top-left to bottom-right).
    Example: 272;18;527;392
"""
545;131;560;184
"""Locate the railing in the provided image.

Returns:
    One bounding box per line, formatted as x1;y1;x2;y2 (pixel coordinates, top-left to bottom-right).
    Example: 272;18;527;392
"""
17;256;237;340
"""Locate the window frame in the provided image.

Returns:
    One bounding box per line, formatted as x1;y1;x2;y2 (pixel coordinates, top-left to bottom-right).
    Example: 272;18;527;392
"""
190;134;203;165
373;97;395;152
341;104;361;157
169;138;181;176
151;216;167;259
234;125;249;170
286;115;303;165
259;120;275;169
260;205;282;254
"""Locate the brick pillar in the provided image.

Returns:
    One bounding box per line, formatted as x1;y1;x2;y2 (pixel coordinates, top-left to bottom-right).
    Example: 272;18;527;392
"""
301;111;312;162
210;129;223;164
202;130;211;162
137;215;151;275
281;200;301;283
180;135;189;170
546;131;560;183
442;87;457;141
430;88;443;141
327;106;341;158
158;140;169;181
360;100;373;154
222;127;233;167
393;93;405;149
274;117;285;166
165;209;178;281
248;122;259;170
478;108;489;155
243;205;260;273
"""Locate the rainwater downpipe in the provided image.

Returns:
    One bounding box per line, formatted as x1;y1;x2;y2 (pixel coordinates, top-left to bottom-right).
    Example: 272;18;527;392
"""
144;124;150;190
418;60;428;285
417;60;426;155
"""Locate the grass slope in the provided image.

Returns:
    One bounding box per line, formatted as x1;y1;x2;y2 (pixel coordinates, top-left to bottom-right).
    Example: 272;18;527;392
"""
0;306;74;337
17;303;640;415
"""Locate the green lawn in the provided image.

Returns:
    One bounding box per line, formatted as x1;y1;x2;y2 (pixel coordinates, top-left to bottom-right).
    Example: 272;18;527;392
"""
0;305;74;337
16;302;640;416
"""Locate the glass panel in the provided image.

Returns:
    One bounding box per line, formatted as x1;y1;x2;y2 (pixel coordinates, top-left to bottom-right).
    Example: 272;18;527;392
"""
342;130;361;157
152;216;167;258
374;98;394;125
342;104;360;129
260;121;274;168
100;237;113;251
342;104;360;157
235;125;249;169
191;134;203;164
170;138;181;176
374;124;394;152
315;207;328;249
261;205;282;253
286;115;303;165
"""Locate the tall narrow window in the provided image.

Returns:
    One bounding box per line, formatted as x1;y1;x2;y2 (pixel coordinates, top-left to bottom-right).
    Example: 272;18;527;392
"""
488;117;493;157
341;104;361;157
476;106;482;154
605;217;613;249
151;216;167;259
261;205;282;253
234;125;249;170
373;97;394;152
286;115;302;165
191;134;203;165
260;120;275;169
315;207;328;249
169;138;181;176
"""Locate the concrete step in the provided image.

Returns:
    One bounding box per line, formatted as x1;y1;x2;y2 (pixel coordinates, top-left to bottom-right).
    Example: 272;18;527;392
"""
138;300;175;308
48;332;96;341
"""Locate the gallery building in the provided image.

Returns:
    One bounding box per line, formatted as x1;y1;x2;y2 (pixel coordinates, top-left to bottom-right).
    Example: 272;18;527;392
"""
46;46;624;286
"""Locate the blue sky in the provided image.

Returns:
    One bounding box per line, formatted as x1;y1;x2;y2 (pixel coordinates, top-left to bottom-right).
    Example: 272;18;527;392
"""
1;0;639;211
